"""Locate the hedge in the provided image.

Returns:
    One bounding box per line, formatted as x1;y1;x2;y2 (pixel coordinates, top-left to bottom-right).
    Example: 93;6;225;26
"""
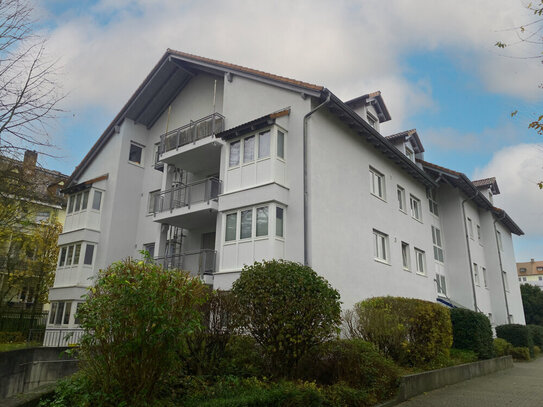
450;308;493;359
527;325;543;348
347;296;453;367
495;324;533;355
493;338;513;357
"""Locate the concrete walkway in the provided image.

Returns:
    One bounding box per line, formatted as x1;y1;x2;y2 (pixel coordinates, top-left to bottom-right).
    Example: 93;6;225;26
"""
397;357;543;407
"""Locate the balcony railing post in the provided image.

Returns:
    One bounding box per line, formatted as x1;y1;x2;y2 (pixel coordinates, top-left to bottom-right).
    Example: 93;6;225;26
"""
205;178;210;203
169;189;174;212
187;184;192;209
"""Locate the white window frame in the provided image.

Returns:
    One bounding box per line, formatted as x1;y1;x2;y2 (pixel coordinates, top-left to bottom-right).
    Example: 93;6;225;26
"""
467;218;474;239
224;204;283;244
473;263;480;286
401;241;410;271
397;186;406;213
66;189;90;215
432;226;444;263
228;128;278;169
410;195;422;221
415;248;426;275
369;167;386;200
405;146;414;162
373;229;389;264
427;189;439;217
436;273;447;296
48;301;72;326
148;190;160;214
367;112;377;128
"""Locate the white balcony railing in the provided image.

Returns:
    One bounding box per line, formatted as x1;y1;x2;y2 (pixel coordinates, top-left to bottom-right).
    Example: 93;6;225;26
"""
152;177;221;213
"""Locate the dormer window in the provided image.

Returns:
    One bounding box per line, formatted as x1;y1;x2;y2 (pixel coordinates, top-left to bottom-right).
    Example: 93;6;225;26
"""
366;112;377;129
405;146;414;162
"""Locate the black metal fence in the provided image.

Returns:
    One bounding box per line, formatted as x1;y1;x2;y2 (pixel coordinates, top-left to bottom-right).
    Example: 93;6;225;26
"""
0;310;48;336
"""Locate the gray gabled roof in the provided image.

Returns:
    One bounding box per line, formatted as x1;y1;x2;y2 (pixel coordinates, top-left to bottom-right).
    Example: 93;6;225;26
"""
345;91;392;123
386;129;425;153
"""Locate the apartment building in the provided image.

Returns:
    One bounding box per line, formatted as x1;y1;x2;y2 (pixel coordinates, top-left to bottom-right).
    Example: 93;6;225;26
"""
44;50;525;345
517;259;543;288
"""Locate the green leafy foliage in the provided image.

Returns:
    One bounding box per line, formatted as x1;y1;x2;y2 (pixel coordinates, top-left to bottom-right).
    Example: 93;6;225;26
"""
493;338;513;357
527;325;543;348
0;331;24;343
297;339;399;404
231;260;341;377
345;296;452;367
510;346;531;361
496;324;534;352
534;345;541;357
520;284;543;325
449;348;478;364
450;308;493;359
76;257;209;406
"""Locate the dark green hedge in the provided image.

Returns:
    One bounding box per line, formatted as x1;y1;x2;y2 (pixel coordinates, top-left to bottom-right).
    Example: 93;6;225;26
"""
450;308;493;359
527;325;543;348
495;324;533;351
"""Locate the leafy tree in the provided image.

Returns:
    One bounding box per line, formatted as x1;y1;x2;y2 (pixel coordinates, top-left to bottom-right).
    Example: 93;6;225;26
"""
520;283;543;325
231;260;342;377
76;257;209;406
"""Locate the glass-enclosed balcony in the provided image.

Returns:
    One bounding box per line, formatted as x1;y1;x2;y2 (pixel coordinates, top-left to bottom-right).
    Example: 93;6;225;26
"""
155;249;216;276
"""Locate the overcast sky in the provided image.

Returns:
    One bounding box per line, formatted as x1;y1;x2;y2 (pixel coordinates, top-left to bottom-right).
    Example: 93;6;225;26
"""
35;0;542;261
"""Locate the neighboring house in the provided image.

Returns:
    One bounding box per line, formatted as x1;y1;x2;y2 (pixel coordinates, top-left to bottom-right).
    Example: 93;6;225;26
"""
0;150;68;311
517;259;543;288
44;50;525;345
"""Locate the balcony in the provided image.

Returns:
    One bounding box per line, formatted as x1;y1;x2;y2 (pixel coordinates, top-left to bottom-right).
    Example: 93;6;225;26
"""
155;249;216;277
152;177;221;228
159;113;224;173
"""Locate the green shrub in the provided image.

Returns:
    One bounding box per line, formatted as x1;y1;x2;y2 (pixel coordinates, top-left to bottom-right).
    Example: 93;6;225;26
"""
76;257;209;406
496;324;533;357
182;377;327;407
450;308;493;359
449;348;478;364
510;346;531;361
297;339;399;404
534;345;541;357
346;296;452;367
322;383;373;407
219;335;266;378
231;260;341;377
493;338;513;357
0;331;25;343
527;325;543;348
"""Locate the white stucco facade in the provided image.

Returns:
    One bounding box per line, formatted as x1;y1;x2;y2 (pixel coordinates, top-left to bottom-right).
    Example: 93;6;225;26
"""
44;50;525;345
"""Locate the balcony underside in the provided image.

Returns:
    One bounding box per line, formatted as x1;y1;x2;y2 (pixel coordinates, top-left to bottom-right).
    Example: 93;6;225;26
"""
160;138;221;174
153;201;218;229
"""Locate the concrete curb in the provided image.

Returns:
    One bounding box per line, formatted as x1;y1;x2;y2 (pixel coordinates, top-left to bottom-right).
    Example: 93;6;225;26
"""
375;355;514;406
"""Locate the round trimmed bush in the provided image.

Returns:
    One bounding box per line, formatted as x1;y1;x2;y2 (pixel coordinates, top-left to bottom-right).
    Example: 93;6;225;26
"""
450;308;493;359
493;338;513;357
231;260;341;377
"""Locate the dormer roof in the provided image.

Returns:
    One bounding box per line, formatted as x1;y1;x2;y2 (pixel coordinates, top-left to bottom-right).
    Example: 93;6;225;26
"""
386;129;425;153
472;177;500;195
345;91;392;123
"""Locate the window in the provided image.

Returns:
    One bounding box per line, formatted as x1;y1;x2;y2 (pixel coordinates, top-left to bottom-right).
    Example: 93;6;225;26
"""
66;245;74;266
67;190;91;214
519;277;522;282
397;186;406;212
73;244;81;265
473;263;480;285
369;167;385;200
63;302;72;325
75;193;82;211
520;267;527;272
82;191;89;210
428;189;439;216
415;248;426;274
539;276;542;281
277;131;285;159
401;242;410;270
276;207;284;237
405;146;414;161
523;277;527;281
129;142;143;165
35;211;50;223
243;136;255;163
58;247;67;267
538;267;543;272
436;273;447;295
92;190;102;211
225;213;237;241
482;267;488;288
496;230;503;251
477;225;481;242
49;301;72;326
67;196;74;214
367;112;377;128
83;244;95;265
432;226;444;263
240;209;252;239
410;195;422;221
256;207;268;237
148;190;160;213
229;141;240;167
373;230;389;263
467;218;473;238
258;131;270;158
143;243;155;259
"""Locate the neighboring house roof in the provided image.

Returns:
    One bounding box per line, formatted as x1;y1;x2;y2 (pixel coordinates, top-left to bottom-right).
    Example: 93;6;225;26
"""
517;260;543;275
419;159;523;235
473;177;500;195
345;91;392;123
66;49;324;187
218;108;290;141
386;129;425;153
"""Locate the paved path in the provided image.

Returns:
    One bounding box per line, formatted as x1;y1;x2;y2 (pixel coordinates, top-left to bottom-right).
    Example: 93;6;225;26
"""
397;357;543;407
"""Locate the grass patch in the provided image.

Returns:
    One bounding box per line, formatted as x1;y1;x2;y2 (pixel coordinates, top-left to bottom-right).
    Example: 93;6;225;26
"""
0;342;40;352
